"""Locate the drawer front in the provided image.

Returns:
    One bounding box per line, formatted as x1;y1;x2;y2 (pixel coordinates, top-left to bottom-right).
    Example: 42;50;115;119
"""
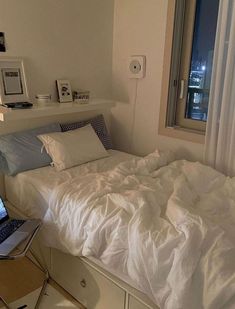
51;249;125;309
129;295;160;309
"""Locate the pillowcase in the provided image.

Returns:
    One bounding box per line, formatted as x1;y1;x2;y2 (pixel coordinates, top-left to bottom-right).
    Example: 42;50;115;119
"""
0;152;8;174
38;124;109;171
0;123;61;176
60;114;113;150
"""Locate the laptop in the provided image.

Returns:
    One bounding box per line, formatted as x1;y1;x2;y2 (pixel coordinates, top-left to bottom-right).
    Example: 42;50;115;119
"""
0;196;41;256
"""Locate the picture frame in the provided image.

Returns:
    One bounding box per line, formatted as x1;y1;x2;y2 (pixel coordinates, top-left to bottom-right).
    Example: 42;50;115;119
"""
0;58;29;104
56;79;73;103
0;32;6;52
73;90;90;104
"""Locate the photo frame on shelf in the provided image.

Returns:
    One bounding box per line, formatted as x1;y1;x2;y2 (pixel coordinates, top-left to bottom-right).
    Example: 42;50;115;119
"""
0;32;6;52
56;79;73;103
0;58;29;105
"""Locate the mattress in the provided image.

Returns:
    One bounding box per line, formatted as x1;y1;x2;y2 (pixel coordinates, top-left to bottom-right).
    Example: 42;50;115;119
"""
5;150;136;218
39;150;235;308
5;149;142;293
5;149;235;308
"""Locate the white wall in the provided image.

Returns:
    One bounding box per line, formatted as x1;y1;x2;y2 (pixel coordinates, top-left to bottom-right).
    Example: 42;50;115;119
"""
0;0;114;196
0;0;205;162
111;0;204;161
0;0;114;102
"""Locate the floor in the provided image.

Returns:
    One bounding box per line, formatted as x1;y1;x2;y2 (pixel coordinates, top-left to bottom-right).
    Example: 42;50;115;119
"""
0;257;85;309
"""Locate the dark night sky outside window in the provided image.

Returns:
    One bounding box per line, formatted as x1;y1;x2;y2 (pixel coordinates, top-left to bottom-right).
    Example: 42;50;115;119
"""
186;0;220;121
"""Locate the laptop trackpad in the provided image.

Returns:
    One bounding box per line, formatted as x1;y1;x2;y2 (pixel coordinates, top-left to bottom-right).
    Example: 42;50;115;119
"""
0;232;28;255
4;231;28;245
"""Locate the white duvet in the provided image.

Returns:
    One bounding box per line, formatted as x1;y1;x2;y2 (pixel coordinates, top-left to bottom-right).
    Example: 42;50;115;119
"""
42;150;235;309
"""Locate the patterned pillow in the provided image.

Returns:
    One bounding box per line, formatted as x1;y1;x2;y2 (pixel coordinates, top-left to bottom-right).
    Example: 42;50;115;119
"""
60;114;113;149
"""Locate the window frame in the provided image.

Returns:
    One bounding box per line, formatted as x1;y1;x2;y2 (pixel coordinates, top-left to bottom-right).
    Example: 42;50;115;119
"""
175;0;207;132
159;0;209;143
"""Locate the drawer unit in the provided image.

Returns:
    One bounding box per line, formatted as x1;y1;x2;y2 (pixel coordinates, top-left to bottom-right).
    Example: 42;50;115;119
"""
128;295;159;309
51;249;125;309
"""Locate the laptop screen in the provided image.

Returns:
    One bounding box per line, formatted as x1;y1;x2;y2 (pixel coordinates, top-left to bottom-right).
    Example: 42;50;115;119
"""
0;197;9;224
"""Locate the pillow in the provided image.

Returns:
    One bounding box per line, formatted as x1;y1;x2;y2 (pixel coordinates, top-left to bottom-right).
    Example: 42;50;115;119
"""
0;153;8;174
0;123;61;176
60;114;113;149
38;124;109;171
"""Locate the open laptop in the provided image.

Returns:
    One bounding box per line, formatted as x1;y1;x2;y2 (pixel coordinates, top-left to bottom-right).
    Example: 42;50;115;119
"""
0;196;41;256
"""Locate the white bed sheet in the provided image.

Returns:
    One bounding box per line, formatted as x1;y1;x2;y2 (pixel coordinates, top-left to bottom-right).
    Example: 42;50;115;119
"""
5;149;143;295
5;149;235;308
5;150;136;218
40;150;235;308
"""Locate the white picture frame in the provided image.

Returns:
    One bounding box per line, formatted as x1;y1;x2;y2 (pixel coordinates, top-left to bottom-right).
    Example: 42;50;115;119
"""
0;58;29;104
56;79;73;103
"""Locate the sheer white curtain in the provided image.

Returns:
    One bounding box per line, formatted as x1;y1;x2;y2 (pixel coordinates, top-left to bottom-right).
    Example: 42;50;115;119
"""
204;0;235;176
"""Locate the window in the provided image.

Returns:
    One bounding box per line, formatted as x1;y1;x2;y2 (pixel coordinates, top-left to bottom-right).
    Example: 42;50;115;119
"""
160;0;220;140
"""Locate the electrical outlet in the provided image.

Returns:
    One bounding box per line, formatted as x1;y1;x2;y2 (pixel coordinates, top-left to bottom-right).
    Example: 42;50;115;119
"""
129;55;146;79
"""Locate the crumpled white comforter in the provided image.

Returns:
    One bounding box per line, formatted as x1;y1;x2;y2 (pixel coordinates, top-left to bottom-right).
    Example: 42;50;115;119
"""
42;150;235;309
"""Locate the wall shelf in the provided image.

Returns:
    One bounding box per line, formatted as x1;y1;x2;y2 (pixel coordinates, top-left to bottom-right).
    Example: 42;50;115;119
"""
0;99;115;122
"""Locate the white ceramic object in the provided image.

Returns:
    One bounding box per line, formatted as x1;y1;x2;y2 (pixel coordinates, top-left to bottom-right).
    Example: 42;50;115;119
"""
35;94;51;104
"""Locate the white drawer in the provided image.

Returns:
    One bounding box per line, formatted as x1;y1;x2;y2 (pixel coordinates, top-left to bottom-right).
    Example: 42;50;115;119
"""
128;295;160;309
51;249;125;309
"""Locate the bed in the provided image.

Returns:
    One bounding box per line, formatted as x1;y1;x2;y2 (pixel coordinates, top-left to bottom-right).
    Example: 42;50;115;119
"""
4;149;235;309
1;115;235;309
5;149;160;309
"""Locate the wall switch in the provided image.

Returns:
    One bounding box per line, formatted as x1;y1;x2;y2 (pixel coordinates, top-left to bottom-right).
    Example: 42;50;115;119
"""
129;55;146;79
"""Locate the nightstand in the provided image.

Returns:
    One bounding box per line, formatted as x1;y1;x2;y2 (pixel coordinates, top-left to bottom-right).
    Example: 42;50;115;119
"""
0;223;49;309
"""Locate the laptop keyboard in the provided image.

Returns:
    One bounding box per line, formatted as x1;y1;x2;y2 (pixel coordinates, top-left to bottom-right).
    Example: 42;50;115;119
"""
0;219;25;244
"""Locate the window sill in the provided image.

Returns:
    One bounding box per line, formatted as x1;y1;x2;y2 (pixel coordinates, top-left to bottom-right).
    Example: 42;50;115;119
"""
159;125;205;144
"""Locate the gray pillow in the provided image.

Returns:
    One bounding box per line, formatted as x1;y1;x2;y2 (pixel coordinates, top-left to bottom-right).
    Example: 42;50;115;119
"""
0;152;8;174
0;123;61;175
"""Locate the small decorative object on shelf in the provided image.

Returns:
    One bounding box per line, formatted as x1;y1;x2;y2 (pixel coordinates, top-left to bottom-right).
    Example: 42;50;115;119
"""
0;32;6;52
3;102;33;109
35;94;51;105
56;79;73;103
73;90;90;104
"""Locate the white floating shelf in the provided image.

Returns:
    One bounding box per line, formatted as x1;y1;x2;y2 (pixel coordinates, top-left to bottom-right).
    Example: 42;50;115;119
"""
0;99;115;121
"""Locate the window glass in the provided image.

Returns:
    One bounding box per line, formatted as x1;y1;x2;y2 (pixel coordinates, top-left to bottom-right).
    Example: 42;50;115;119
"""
186;0;220;121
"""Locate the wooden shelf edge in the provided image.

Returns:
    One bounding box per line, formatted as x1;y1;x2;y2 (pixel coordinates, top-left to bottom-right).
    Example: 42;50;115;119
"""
0;99;115;122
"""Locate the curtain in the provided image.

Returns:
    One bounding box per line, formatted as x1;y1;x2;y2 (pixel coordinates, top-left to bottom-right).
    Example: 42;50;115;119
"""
204;0;235;176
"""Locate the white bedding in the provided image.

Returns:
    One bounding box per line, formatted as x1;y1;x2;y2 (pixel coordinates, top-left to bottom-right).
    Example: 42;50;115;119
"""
40;150;235;309
5;150;136;218
6;149;235;308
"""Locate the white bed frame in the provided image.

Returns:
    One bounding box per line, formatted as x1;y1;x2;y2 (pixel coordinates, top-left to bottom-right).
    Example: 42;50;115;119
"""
6;200;159;309
0;110;159;309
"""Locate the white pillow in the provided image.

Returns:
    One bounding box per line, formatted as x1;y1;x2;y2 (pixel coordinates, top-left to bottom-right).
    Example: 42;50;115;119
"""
37;124;109;171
